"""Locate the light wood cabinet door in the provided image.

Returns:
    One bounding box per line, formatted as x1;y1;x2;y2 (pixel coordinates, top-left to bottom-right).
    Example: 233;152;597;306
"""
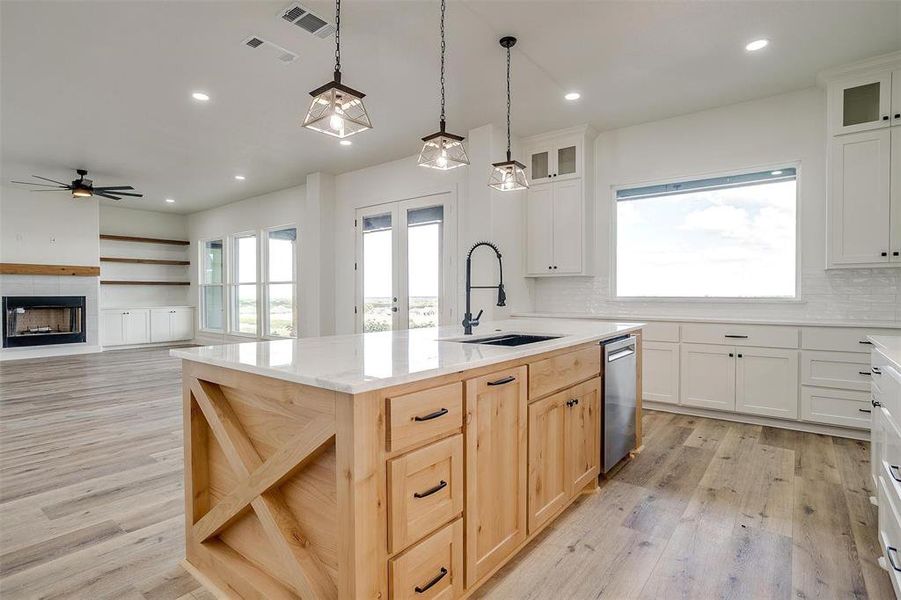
552;179;583;274
527;391;568;533
829;128;892;265
566;378;600;493
735;346;799;419
642;341;680;404
680;343;736;412
464;366;528;587
525;185;554;275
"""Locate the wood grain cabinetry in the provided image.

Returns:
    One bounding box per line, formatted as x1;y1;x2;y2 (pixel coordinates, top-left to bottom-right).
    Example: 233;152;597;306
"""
389;518;464;600
527;391;569;532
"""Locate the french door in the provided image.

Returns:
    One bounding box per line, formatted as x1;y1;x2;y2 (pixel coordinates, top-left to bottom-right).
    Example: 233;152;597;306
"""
355;192;456;333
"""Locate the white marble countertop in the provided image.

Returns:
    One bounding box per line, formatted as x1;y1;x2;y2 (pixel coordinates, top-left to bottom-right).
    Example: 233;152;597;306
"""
869;335;901;371
170;318;643;394
515;312;901;329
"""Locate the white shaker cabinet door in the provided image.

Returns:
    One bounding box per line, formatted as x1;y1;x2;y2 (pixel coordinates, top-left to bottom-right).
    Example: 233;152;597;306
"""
525;184;554;275
680;343;736;412
735;346;799;419
551;179;583;274
642;341;679;405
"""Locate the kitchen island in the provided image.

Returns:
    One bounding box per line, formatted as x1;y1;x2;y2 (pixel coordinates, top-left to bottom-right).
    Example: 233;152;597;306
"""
172;318;643;599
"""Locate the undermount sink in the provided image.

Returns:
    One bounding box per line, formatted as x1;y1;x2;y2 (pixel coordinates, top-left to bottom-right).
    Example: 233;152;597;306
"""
444;333;563;347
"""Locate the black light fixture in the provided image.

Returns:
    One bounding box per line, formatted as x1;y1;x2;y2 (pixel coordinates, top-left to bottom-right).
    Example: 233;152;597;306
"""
488;36;529;191
302;0;371;138
418;0;469;170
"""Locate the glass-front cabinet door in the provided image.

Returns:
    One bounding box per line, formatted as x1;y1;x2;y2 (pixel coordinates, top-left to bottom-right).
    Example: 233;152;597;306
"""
529;147;552;183
556;144;578;179
831;71;892;135
527;139;581;183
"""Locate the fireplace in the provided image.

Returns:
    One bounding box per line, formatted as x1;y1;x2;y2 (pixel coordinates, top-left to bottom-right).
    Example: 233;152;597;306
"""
2;296;87;348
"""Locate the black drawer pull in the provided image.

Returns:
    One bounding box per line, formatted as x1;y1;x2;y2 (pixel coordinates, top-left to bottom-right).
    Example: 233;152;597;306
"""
873;398;883;408
487;375;516;386
724;334;749;339
859;371;872;376
415;567;448;593
414;408;448;422
873;367;882;375
413;480;447;499
889;547;901;573
890;465;901;483
859;408;872;414
859;340;873;345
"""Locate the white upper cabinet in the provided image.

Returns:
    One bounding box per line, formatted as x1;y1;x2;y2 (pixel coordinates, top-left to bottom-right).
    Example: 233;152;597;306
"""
893;69;901;126
525;185;554;275
551;179;583;274
527;137;581;184
829;71;892;135
892;125;901;262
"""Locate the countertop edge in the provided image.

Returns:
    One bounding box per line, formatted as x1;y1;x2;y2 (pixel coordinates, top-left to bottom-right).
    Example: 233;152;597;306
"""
515;312;901;329
868;335;901;372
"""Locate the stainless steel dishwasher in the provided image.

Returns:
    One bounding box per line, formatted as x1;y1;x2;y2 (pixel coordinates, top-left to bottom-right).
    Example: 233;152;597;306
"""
601;335;638;473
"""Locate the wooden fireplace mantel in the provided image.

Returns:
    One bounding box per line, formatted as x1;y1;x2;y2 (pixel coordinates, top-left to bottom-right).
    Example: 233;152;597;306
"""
0;263;101;277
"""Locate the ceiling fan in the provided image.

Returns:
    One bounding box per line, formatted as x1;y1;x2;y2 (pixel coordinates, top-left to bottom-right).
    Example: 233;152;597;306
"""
11;169;143;200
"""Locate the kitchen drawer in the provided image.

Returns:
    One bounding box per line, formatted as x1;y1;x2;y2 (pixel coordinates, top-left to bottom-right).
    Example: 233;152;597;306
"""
680;323;798;349
873;364;901;424
529;345;601;400
641;322;680;343
388;435;463;553
800;386;871;429
882;416;901;497
387;382;463;453
800;350;872;391
802;326;898;353
389;518;463;600
877;474;901;597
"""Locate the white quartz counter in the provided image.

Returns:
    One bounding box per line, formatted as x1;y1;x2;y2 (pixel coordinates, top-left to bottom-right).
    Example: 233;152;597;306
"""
170;318;643;394
515;311;901;329
869;335;901;371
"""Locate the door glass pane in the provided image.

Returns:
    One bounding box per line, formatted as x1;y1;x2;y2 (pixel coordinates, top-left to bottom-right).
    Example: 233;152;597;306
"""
202;286;223;331
407;206;443;329
202;240;223;284
362;213;392;332
235;235;257;283
843;82;880;127
557;145;577;175
268;227;296;281
267;283;294;337
235;284;257;334
531;151;549;179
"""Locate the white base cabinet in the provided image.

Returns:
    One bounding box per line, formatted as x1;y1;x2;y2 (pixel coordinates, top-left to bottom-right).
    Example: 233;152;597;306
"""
735;347;799;420
150;308;193;343
102;306;193;347
680;343;736;412
641;341;679;404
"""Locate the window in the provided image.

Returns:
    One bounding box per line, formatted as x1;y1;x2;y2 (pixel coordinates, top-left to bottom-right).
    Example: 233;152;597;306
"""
232;233;258;335
615;168;797;298
407;205;443;329
200;239;224;331
265;227;297;337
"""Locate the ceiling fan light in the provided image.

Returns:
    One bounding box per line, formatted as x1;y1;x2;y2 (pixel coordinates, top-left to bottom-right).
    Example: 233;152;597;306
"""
302;79;371;138
488;159;529;192
71;187;92;198
418;129;469;170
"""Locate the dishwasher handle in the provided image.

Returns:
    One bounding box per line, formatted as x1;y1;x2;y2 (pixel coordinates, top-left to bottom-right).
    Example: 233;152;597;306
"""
607;347;635;362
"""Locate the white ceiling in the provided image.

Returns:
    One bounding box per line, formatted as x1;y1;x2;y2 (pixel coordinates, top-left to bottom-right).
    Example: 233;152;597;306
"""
2;1;899;214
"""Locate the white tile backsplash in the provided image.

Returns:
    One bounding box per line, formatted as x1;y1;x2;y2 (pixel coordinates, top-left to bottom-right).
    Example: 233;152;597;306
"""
533;268;901;324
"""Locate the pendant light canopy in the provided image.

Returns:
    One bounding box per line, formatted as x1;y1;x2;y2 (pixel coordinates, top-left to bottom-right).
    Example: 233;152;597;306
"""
488;36;529;192
302;0;371;138
418;0;469;170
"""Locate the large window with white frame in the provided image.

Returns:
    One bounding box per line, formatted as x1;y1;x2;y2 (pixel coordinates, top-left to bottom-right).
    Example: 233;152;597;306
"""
231;232;259;335
614;167;798;298
200;239;224;331
265;226;297;337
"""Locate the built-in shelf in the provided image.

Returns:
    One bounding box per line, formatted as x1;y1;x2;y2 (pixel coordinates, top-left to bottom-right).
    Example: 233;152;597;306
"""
100;280;190;286
99;234;190;246
0;263;100;277
100;257;190;266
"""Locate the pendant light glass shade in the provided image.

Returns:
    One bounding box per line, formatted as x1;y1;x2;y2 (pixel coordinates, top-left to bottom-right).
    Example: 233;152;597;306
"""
302;0;371;138
418;0;468;169
490;36;528;191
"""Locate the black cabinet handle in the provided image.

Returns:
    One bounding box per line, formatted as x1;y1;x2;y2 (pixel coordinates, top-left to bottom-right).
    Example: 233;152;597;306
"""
859;371;872;376
566;398;579;407
553;266;558;269
882;252;889;257
890;465;901;483
413;480;447;499
873;398;883;407
873;367;882;375
888;547;901;573
737;353;743;358
415;567;448;593
487;375;516;386
896;113;901;119
414;408;448;422
724;334;749;339
894;251;900;257
859;340;873;345
883;115;891;121
729;352;734;357
859;408;872;414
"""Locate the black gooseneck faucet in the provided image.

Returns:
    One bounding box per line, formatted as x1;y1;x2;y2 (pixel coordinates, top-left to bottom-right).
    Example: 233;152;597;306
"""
462;241;506;335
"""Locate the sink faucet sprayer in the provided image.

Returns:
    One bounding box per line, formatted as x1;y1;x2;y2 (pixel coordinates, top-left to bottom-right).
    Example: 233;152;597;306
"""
462;241;506;335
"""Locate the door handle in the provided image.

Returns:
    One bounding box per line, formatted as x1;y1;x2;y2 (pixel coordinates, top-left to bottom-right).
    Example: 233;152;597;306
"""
413;408;448;422
859;371;872;376
859;340;873;345
859;408;872;414
487;375;516;386
724;334;748;339
413;480;447;499
890;465;901;483
607;348;635;362
873;367;882;375
414;567;448;594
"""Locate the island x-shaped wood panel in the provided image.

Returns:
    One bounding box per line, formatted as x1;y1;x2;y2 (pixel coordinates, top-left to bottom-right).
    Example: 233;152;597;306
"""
189;378;337;599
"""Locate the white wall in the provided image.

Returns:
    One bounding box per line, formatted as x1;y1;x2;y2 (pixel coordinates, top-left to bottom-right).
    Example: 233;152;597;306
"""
533;86;901;323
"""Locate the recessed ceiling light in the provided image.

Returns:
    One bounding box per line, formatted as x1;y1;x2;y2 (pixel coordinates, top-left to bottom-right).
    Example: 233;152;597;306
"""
340;140;353;146
192;91;210;102
564;92;581;101
770;170;783;175
165;198;175;204
745;39;769;52
234;175;246;180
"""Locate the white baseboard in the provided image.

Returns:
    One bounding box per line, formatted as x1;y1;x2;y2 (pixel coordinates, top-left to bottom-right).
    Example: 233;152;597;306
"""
644;400;869;441
0;343;102;362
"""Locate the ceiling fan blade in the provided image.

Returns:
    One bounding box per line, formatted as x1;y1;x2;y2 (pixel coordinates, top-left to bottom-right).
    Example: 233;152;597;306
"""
94;193;122;200
102;191;142;197
29;189;69;192
32;175;70;186
11;180;69;188
93;186;135;191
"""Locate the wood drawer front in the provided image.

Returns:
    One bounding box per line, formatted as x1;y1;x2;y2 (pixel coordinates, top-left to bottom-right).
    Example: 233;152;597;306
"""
387;383;463;453
802;326;899;353
641;321;680;342
800;386;870;429
801;350;872;391
388;435;463;553
529;346;600;400
389;518;463;600
681;323;799;349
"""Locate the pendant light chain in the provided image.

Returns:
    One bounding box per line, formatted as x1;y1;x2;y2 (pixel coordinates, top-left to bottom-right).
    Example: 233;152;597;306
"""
334;0;341;77
440;0;446;126
505;45;512;160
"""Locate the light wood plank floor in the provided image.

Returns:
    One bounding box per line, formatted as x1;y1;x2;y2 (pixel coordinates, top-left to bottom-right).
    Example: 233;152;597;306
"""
0;347;894;599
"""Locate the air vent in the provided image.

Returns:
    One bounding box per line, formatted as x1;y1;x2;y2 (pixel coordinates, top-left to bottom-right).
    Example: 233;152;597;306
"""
279;2;336;39
241;36;299;64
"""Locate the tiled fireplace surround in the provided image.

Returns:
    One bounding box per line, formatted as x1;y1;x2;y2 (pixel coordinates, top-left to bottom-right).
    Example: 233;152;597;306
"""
0;274;99;355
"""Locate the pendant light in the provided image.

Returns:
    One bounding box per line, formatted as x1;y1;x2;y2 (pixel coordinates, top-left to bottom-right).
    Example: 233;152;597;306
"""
488;36;529;192
418;0;469;170
302;0;371;138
